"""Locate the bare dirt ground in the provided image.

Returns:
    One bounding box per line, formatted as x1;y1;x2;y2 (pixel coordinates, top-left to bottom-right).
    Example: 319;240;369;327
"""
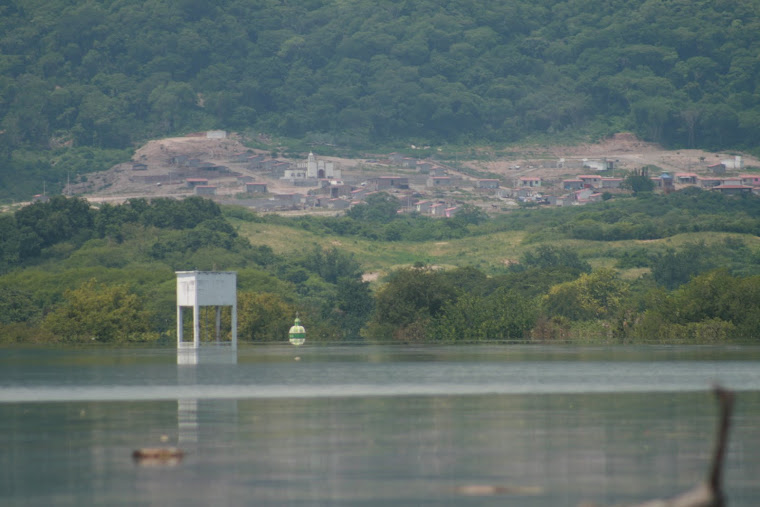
74;135;315;203
74;132;760;205
464;132;760;184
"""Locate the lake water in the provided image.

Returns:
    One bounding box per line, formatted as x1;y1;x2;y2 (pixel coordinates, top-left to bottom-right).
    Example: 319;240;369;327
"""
1;345;759;506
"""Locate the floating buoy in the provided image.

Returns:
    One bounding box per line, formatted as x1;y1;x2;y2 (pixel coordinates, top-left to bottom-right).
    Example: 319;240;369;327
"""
288;315;305;346
132;447;184;466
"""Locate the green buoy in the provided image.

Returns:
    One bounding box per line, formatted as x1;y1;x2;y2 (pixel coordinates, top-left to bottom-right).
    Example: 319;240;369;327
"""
288;316;305;346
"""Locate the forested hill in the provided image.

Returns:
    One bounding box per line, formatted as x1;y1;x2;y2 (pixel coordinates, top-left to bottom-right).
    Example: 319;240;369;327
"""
1;0;759;189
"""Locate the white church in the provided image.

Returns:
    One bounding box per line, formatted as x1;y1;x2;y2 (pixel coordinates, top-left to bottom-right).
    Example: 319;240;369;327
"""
303;152;340;179
282;152;341;184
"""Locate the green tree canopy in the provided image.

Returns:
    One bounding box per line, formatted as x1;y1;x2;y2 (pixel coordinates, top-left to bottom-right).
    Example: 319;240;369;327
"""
42;279;152;342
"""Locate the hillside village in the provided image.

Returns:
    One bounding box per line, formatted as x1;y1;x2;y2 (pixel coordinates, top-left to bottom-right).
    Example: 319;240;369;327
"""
59;131;760;215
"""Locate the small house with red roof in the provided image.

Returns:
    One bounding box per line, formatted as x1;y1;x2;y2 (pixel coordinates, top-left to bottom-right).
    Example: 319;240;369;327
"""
578;175;602;188
563;179;584;191
675;172;699;185
519;176;542;187
477;179;500;189
712;184;754;196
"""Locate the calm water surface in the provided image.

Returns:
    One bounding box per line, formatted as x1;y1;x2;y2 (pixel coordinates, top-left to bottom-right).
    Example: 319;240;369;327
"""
1;345;759;506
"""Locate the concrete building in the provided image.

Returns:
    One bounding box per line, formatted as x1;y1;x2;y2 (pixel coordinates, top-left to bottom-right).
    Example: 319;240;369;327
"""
477;179;500;189
428;176;452;187
563;179;584;190
301;152;340;179
578;175;602;188
601;178;623;189
368;176;409;191
675;172;699;185
194;185;217;196
519;177;542;187
245;182;268;193
187;178;209;188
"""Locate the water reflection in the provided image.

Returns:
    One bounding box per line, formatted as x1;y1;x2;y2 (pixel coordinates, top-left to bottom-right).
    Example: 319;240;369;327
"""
0;345;759;506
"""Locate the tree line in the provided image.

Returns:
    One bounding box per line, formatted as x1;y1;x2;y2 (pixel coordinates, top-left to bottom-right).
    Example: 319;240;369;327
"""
2;0;760;199
1;192;760;345
0;196;373;343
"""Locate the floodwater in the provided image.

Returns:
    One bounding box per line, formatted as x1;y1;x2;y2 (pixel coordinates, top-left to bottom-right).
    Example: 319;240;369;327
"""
1;345;759;506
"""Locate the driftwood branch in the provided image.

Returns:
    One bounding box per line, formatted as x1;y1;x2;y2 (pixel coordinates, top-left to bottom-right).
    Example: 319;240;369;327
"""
584;385;734;507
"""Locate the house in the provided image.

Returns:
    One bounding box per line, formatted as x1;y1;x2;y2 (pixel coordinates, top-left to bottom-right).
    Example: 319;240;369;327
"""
302;195;318;208
721;156;743;169
245;182;268;193
721;177;743;186
445;206;459;218
206;130;227;139
32;194;49;203
563;179;584;191
416;200;433;214
368;176;408;191
546;195;570;207
601;178;623;189
194;185;216;196
699;177;723;188
740;174;760;187
237;175;254;184
712;184;753;196
477;179;500;189
429;167;447;177
675;172;699;185
582;158;615;171
708;163;726;175
573;188;595;202
578;175;602;188
186;178;209;188
272;193;298;205
430;203;446;216
654;173;674;190
516;188;535;199
428;176;452;187
519;177;541;187
323;183;353;198
588;193;603;203
282;169;308;180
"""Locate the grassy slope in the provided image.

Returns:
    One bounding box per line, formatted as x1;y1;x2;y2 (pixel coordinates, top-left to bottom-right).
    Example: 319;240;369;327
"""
231;216;760;283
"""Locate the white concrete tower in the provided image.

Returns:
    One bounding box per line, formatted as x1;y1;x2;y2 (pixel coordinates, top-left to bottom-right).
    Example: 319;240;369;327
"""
176;271;237;364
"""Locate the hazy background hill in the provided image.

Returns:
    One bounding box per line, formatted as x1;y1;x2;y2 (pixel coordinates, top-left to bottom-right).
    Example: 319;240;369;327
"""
1;0;759;199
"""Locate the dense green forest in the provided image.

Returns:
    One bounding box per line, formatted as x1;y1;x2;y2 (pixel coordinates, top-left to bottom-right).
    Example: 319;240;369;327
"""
2;191;760;345
2;0;760;199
